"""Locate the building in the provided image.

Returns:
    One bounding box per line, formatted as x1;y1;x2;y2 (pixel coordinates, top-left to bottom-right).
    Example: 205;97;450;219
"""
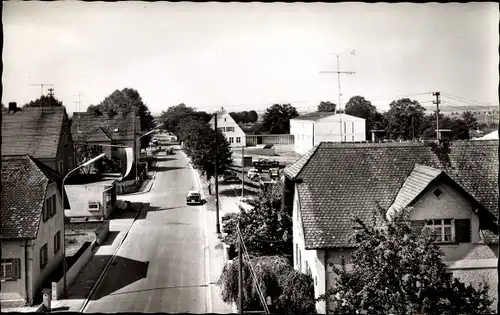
1;155;69;307
208;108;247;148
71;112;142;162
473;129;498;141
1;103;75;175
64;175;117;221
283;140;498;313
290;112;366;154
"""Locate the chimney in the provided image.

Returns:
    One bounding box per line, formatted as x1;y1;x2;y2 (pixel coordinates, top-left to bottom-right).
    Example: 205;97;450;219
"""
8;102;17;112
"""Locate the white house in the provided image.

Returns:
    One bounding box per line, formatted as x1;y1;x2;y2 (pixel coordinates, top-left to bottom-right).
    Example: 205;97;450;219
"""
283;141;499;314
290;112;366;155
208;108;247;148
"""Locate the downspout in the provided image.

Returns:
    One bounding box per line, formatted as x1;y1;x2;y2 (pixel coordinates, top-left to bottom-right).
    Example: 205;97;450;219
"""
324;250;329;315
25;240;29;305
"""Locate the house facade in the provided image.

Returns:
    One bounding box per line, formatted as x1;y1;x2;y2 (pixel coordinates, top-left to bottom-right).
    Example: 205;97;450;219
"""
1;155;68;307
208;108;247;148
71;112;142;162
284;141;499;314
290;112;366;154
1;103;76;175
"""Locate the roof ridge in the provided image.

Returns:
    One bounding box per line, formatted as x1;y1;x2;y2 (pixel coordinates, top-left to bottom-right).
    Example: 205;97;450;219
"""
295;143;322;180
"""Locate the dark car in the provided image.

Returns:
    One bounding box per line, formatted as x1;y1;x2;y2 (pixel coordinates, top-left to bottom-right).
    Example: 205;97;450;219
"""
223;171;241;183
186;191;202;205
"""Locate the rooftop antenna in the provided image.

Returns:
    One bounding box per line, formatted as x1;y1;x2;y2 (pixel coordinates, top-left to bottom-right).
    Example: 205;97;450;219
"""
29;83;54;114
320;50;356;142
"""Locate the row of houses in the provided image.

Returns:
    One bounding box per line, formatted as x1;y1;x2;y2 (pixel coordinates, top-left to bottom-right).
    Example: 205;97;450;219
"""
283;140;499;313
1;103;142;306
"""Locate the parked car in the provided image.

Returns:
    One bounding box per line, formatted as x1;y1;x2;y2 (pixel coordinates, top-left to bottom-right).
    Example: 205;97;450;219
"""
269;167;279;179
253;158;281;171
247;168;259;179
152;137;159;145
223;171;241;183
186;190;202;205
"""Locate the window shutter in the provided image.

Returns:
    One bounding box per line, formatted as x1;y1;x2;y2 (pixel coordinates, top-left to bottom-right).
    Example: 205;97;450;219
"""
52;195;57;215
13;259;21;279
455;219;471;243
411;220;425;235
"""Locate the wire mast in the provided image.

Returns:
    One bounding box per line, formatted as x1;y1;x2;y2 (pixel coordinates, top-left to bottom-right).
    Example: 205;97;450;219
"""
320;51;356;142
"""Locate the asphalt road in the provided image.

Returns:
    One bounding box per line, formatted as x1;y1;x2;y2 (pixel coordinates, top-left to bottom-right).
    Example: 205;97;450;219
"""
83;139;209;313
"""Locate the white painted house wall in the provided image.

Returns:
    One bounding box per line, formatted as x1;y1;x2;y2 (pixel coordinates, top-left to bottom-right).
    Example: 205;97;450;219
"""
209;111;247;147
290;114;366;154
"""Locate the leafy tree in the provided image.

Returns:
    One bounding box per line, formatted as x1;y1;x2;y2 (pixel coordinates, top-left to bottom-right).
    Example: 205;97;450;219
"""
317;101;337;112
262;104;299;134
461;111;478;130
220;181;292;257
420;113;470;140
23;95;64;108
160;103;198;134
247;110;258;123
74;143;104;174
385;98;426;140
218;255;316;313
318;206;493;315
179;118;233;180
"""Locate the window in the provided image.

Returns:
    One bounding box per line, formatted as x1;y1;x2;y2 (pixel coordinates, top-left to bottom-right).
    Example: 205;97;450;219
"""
58;160;64;173
1;259;20;280
433;188;443;198
424;219;454;243
54;231;61;254
229;137;234;144
218;127;225;132
51;195;57;216
88;201;100;212
236;137;241;143
40;244;48;270
44;195;57;219
226;126;235;132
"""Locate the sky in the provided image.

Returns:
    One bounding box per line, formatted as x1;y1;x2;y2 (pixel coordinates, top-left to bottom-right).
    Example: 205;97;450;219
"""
2;2;499;116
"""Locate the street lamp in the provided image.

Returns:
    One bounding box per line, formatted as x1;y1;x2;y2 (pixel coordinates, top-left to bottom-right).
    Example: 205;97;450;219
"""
135;122;163;185
61;153;106;298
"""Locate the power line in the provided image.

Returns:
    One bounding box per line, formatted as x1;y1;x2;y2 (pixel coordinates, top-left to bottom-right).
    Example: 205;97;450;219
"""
441;92;494;107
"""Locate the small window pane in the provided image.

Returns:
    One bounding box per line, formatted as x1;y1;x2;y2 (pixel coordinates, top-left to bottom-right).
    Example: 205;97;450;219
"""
444;227;452;241
443;219;451;225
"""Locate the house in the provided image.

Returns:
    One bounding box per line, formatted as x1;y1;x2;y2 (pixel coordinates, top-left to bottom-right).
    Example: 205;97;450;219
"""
71;112;142;162
289;112;366;154
473;129;498;141
1;103;75;175
208;108;247;147
64;175;117;221
283;140;498;314
1;155;69;307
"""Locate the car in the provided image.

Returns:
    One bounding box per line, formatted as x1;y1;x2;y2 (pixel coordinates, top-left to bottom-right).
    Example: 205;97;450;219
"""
152;137;159;144
269;167;279;179
247;168;259;179
223;171;241;183
186;190;202;205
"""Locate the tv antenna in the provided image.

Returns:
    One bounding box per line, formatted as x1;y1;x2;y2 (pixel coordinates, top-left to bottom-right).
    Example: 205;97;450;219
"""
29;83;54;96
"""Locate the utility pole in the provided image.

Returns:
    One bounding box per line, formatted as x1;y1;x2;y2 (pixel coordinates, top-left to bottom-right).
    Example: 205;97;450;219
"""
241;146;245;203
433;92;441;142
214;113;221;234
74;92;84;113
320;53;356;142
47;88;54;108
29;83;54;96
134;114;138;188
238;218;243;314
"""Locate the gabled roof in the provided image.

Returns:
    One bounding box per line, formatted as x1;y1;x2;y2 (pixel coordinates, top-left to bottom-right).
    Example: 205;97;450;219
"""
1;155;64;240
473;130;498;140
71;112;140;143
1;106;67;159
285;140;499;249
291;112;364;122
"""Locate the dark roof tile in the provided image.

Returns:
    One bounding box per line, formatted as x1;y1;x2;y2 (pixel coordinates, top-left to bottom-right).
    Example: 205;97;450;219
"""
71;112;140;143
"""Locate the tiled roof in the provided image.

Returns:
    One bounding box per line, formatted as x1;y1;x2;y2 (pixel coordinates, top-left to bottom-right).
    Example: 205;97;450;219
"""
287;140;499;249
71;112;140;143
1;155;63;239
1;107;67;159
283;144;320;179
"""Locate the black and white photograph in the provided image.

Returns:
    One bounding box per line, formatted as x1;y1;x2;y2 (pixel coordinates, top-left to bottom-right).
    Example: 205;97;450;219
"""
1;2;498;314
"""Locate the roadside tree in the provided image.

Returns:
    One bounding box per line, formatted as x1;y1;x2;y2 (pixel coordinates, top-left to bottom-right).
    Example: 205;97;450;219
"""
461;111;479;130
262;104;299;134
160;103;198;135
317;101;337;113
385;98;426;140
318;206;492;315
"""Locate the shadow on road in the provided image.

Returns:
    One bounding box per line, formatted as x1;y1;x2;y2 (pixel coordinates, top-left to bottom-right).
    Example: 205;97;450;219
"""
101;231;120;246
89;256;150;300
155;166;185;172
219;187;259;197
155;157;176;162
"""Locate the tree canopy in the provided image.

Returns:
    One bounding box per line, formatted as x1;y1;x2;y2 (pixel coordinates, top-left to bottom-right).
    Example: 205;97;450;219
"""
385;98;427;140
261;104;299;134
317;101;337;113
461;111;479;130
318;207;493;315
229;110;259;124
220;181;292;257
160;103;199;134
23;95;64;108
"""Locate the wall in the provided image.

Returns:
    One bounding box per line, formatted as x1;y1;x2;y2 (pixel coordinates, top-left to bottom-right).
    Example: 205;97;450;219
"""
290;120;314;155
52;241;94;300
30;182;64;305
209;112;247;147
315;115;366;144
1;240;28;302
66;220;109;245
246;134;294;146
238;146;276;156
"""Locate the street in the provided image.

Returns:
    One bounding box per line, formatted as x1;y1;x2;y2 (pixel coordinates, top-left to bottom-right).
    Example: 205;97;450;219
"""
83;142;210;313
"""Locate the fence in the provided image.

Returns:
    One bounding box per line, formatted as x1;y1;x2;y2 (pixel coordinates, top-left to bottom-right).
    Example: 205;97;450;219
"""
246;134;294;146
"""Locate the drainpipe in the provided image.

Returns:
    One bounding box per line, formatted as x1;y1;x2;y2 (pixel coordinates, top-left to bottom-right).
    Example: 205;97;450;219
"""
25;240;29;305
324;250;329;315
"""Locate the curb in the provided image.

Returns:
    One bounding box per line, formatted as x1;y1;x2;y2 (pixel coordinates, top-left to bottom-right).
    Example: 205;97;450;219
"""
79;204;143;313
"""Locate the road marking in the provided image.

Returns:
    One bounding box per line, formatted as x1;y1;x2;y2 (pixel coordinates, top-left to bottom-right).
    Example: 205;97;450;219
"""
183;150;213;314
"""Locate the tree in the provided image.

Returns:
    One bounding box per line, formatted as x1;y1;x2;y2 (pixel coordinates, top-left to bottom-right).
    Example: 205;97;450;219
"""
220;181;292;257
218;255;316;313
420;113;470;141
74;143;104;174
345;96;384;139
262;104;299;134
318;206;493;315
317;101;337;113
23;95;64;108
247;110;258;123
385;98;426;140
179;118;233;181
160;103;198;134
461;111;478;130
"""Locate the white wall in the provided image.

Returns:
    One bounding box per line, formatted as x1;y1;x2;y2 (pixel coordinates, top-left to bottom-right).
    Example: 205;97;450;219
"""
1;240;28;302
290;120;314;155
210;112;247;147
30;182;65;304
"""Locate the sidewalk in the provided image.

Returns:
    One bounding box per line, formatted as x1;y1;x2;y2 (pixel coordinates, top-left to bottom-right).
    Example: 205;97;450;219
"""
48;203;144;312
